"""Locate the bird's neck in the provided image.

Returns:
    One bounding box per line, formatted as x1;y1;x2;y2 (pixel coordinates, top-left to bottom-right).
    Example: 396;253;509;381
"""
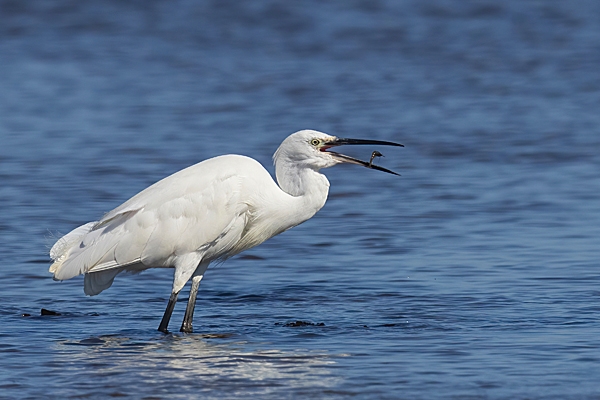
276;163;330;217
228;163;330;255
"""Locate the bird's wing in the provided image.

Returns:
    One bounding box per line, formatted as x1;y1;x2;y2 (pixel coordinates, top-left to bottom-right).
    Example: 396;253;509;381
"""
51;155;253;281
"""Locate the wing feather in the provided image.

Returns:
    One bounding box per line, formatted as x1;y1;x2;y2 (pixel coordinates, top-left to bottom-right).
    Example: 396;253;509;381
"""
50;155;254;285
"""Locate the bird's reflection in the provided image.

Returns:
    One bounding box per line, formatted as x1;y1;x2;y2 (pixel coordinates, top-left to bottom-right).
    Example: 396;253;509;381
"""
55;332;341;395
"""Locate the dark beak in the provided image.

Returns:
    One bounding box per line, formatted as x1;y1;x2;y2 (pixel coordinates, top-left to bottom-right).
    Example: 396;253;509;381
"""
322;137;404;176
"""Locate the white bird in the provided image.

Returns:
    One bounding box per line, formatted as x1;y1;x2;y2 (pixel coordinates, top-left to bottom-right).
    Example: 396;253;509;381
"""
49;130;403;333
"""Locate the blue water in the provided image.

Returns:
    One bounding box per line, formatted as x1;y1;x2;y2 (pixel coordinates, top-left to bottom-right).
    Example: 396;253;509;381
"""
1;0;600;398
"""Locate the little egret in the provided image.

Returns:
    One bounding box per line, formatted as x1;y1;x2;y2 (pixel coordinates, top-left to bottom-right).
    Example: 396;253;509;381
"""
49;130;403;333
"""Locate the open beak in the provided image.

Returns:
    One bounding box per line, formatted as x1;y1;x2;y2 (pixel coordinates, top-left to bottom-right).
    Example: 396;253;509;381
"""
322;137;404;176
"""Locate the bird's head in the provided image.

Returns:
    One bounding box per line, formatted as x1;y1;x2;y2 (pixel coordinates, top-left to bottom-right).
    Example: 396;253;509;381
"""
274;130;403;175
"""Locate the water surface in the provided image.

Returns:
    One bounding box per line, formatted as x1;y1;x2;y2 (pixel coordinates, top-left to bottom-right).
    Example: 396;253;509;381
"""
1;1;600;398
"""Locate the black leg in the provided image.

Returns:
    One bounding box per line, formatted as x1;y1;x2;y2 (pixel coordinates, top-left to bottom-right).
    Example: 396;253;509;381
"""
158;291;179;333
180;275;202;333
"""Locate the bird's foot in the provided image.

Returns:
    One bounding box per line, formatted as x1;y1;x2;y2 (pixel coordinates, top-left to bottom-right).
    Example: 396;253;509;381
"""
180;322;193;333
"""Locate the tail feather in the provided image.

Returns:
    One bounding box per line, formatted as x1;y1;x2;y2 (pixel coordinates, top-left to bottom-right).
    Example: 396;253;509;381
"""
49;222;97;276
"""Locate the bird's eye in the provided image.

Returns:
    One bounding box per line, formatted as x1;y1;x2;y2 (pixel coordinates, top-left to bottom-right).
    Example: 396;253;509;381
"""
310;139;321;146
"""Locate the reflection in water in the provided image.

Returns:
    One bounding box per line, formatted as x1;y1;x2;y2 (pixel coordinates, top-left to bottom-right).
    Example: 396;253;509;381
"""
53;334;341;397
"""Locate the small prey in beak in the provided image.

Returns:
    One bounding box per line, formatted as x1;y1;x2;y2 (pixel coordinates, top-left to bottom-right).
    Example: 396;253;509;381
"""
321;137;404;176
369;151;383;168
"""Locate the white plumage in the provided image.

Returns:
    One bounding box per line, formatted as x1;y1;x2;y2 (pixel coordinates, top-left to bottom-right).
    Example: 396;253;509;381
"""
49;130;402;333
